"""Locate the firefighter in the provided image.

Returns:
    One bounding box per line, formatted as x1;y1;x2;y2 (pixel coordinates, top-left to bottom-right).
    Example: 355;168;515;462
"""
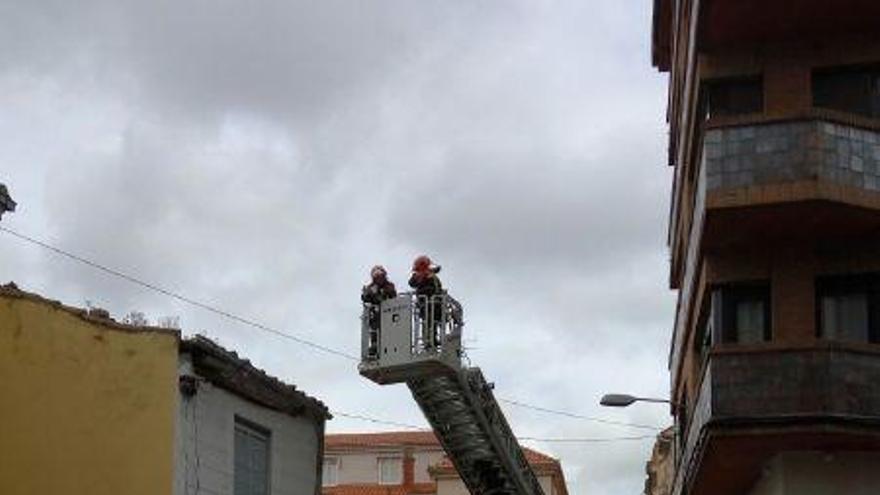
408;255;443;348
361;265;397;357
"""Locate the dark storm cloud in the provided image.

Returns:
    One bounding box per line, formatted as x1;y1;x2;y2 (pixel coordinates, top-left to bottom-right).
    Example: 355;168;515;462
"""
0;1;673;493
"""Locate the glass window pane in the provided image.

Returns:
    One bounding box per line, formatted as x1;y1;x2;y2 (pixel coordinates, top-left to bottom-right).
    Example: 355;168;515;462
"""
235;422;270;495
323;459;338;486
822;293;868;341
378;458;401;484
735;299;765;344
707;79;763;118
814;68;880;118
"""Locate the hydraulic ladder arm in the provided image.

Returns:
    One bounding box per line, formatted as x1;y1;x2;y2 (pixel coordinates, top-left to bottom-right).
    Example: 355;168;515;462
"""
359;293;544;495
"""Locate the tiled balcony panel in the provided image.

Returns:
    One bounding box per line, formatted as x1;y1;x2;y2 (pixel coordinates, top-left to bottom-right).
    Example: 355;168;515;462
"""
704;121;880;192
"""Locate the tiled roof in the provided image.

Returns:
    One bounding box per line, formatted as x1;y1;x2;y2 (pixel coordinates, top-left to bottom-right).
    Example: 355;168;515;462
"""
430;447;559;474
182;335;331;420
430;447;569;495
323;482;435;495
325;431;440;449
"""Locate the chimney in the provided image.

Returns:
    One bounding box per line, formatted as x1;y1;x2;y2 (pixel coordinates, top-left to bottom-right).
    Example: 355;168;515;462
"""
403;447;415;489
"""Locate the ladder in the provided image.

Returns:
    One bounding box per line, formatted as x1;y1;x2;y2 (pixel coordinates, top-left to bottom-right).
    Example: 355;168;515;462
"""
359;293;544;495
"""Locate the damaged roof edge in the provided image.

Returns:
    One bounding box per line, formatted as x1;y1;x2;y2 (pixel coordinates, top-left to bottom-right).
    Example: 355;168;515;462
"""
181;334;331;421
0;282;180;337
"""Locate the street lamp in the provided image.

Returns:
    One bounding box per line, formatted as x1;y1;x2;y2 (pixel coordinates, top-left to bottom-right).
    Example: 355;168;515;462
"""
600;393;679;410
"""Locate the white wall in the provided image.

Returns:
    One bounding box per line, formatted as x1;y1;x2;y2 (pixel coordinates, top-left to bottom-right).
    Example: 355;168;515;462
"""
328;452;386;485
749;451;880;495
434;473;554;495
174;366;320;495
324;447;444;485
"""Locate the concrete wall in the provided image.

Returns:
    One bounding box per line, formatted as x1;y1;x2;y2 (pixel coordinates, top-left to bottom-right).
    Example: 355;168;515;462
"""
750;452;880;495
174;358;320;495
0;293;179;495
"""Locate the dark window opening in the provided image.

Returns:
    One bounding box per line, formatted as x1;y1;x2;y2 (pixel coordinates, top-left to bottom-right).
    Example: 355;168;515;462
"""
712;283;771;344
817;274;880;343
813;65;880;118
704;77;764;119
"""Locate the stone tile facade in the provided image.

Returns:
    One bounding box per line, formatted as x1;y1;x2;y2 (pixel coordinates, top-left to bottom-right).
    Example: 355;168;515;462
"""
704;121;880;192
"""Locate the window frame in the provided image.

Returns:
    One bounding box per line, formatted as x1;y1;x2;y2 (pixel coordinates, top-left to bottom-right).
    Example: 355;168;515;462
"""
322;457;339;487
813;64;880;119
712;282;772;345
377;456;403;485
234;416;272;495
816;273;880;343
702;75;764;120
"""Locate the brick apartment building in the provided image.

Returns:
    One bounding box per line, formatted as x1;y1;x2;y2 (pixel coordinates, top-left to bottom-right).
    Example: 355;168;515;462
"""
651;0;880;494
321;431;568;495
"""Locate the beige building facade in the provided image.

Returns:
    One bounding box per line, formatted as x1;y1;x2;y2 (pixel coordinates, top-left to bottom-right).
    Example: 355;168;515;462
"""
322;431;568;495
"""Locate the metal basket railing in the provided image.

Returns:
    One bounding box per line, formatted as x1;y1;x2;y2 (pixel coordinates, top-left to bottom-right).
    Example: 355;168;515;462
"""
361;291;463;361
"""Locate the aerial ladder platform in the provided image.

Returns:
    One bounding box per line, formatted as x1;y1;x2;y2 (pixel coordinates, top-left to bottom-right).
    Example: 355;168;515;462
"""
359;293;545;495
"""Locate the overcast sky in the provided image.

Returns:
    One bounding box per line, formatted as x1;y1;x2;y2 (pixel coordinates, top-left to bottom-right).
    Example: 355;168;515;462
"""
1;1;674;493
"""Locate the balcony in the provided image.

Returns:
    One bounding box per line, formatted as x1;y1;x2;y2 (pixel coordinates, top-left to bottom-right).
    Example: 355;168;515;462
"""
674;343;880;495
704;119;880;195
699;118;880;250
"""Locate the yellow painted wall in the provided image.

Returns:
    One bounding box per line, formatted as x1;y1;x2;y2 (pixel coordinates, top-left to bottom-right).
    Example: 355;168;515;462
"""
0;291;179;495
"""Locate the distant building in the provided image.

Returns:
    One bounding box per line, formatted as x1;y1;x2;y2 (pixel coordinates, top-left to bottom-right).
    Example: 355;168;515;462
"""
643;428;673;495
322;431;568;495
651;0;880;494
0;283;329;495
175;336;331;495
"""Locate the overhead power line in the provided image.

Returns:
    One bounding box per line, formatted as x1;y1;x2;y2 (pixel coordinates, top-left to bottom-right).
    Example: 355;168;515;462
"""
0;225;359;361
1;225;664;433
498;398;663;431
329;411;657;444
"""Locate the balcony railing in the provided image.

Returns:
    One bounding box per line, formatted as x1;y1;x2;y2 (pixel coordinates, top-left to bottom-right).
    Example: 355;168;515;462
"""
673;343;880;495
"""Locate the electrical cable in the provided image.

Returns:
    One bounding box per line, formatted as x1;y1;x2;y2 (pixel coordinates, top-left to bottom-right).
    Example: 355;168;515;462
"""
1;225;666;435
0;225;359;361
497;397;662;431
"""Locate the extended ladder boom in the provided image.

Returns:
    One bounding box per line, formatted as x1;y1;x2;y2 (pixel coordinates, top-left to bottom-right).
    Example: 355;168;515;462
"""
359;293;544;495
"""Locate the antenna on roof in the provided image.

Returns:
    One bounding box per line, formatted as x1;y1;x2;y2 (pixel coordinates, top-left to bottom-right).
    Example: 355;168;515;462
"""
0;183;15;221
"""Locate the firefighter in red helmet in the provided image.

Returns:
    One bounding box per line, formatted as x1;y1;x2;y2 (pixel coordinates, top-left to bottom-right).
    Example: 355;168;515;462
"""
409;255;443;348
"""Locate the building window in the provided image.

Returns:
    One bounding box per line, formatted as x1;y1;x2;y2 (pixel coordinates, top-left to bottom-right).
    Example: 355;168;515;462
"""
322;458;339;487
703;77;763;119
234;418;270;495
712;283;771;344
377;457;402;485
817;274;880;342
813;65;880;118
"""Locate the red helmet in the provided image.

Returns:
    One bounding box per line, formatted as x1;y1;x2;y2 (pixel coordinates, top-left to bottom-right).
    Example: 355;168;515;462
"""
370;265;387;281
412;255;432;272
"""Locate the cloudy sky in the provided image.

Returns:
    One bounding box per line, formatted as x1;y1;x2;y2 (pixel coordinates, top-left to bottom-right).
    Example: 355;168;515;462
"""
1;1;674;493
